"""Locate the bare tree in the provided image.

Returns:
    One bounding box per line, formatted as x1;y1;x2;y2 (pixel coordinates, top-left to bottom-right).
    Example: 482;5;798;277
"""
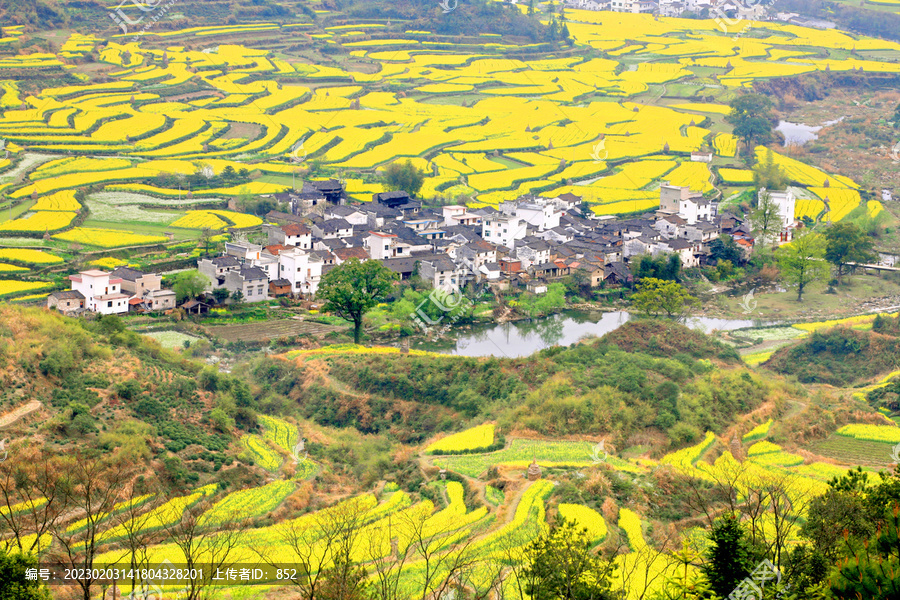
614;523;680;600
48;454;135;600
254;496;370;600
365;504;484;600
162;499;245;600
104;480;166;600
0;444;70;555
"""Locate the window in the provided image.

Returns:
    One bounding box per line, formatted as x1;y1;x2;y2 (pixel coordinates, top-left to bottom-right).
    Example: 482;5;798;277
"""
107;301;112;307
247;289;253;296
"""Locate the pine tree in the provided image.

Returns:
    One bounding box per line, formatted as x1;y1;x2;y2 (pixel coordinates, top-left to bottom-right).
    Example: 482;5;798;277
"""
702;514;757;598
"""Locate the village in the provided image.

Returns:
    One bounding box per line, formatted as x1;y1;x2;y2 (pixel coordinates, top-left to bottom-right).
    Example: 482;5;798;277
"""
45;175;797;320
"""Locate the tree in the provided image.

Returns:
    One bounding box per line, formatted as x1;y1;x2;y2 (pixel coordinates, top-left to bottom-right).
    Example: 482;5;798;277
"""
317;258;398;344
726;94;776;152
0;551;51;600
631;278;699;319
522;282;567;316
0;445;70;556
256;496;370;600
894;101;900;127
48;455;136;600
199;227;213;257
382;160;426;198
172;270;210;302
824;222;877;284
776;230;828;302
211;288;230;305
702;514;758;599
752;149;788;190
708;236;743;266
162;499;245;600
748;190;782;248
523;515;620;600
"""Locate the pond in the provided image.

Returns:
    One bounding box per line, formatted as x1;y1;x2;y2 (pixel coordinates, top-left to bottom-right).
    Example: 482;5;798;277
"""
776;118;843;147
419;310;776;358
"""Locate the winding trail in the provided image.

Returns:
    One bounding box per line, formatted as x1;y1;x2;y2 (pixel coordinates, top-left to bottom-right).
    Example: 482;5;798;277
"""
0;400;41;429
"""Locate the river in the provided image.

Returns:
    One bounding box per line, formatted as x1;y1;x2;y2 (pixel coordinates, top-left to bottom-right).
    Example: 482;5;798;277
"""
419;310;775;358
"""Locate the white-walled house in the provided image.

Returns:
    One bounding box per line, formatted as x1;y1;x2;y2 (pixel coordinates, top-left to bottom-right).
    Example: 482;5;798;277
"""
366;231;398;261
513;200;562;232
482;214;526;248
67;270;129;314
277;248;324;296
658;182;712;225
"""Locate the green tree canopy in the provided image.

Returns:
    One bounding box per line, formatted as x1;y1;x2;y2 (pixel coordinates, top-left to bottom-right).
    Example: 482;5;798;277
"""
824;222;877;284
523;515;620;600
702;514;759;599
748;190;782;248
709;236;744;266
631;278;699;319
172;270;211;303
726;94;776;151
776;229;828;302
382;159;426;198
753;149;789;190
317;258;398;344
0;551;52;600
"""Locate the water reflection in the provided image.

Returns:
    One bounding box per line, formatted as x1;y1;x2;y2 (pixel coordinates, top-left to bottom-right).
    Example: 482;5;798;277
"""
421;310;775;358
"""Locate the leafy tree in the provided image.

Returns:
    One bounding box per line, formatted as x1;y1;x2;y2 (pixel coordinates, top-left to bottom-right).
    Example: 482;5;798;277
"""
752;149;789;190
523;515;620;600
0;551;52;600
702;514;758;599
382;159;426;198
633;253;681;282
748;190;782;248
894;102;900;127
631;278;699;319
172;270;210;302
824;222;877;284
230;290;244;304
776;229;828;302
199;227;214;256
522;282;567;316
709;236;744;266
726;94;776;152
211;288;230;304
317;258;398;344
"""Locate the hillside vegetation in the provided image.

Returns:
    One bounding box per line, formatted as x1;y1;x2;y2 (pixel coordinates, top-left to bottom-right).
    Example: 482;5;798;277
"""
250;320;788;452
765;325;900;387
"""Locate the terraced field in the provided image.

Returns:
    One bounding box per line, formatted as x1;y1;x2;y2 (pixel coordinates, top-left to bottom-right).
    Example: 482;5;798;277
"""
204;319;343;342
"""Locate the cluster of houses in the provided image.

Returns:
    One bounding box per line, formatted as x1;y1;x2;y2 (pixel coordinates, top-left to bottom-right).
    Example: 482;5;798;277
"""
46;176;802;315
563;0;769;20
47;267;177;316
560;0;836;30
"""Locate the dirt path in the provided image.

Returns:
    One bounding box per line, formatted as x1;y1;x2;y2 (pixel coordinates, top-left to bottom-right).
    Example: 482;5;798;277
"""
0;400;41;429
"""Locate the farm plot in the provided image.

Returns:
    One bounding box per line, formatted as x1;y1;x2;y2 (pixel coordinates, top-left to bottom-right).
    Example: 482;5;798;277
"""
433;438;641;477
426;423;495;454
205;319;343;342
141;330;204;350
811;434;897;466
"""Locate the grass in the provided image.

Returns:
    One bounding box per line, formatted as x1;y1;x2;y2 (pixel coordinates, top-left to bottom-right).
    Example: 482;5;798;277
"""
141;330;203;350
717;274;900;320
